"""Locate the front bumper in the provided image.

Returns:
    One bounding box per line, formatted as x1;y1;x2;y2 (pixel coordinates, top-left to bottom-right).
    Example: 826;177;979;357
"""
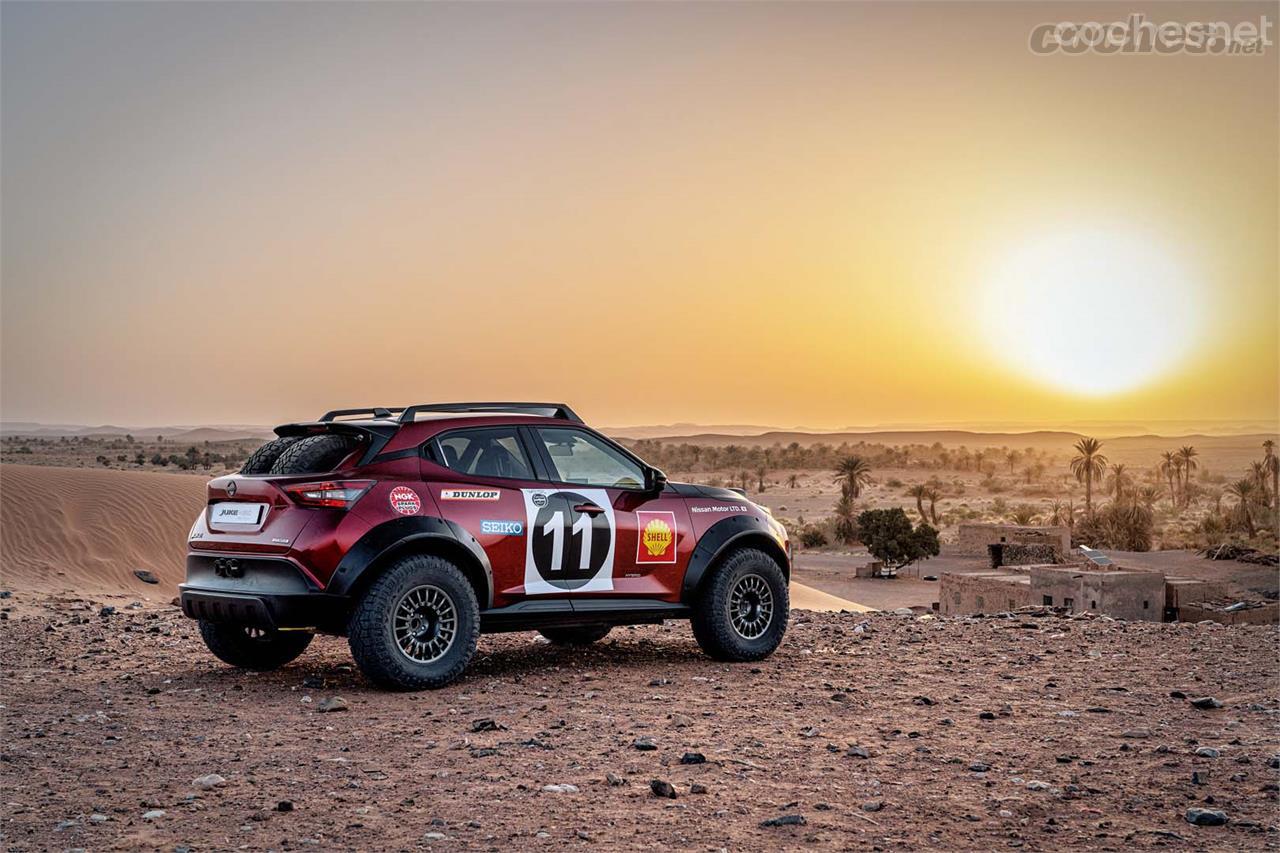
179;554;348;632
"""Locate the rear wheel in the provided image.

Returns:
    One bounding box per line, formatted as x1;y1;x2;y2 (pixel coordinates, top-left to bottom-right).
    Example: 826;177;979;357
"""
268;434;354;476
239;436;301;475
198;621;313;670
348;555;480;690
690;548;789;661
538;625;612;646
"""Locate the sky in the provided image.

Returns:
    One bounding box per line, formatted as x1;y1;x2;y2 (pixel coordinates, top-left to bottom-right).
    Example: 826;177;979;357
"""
2;1;1276;431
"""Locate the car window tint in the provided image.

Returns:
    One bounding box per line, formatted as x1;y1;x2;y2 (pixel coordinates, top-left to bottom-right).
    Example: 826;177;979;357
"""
436;428;533;480
536;428;644;488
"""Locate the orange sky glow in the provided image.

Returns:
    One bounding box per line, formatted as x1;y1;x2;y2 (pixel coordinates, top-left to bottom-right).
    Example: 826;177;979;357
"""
2;2;1276;431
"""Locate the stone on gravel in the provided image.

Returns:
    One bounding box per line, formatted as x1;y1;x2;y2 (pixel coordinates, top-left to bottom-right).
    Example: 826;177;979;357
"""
862;800;884;812
761;814;806;827
1026;780;1051;791
1189;697;1223;710
99;606;116;617
679;752;706;765
471;718;506;732
192;773;226;790
141;809;165;820
649;779;676;799
632;736;657;751
541;784;579;794
1185;808;1228;826
846;745;870;759
605;772;625;786
133;570;160;585
316;697;349;713
690;783;707;794
275;800;294;812
1194;746;1221;758
968;762;991;772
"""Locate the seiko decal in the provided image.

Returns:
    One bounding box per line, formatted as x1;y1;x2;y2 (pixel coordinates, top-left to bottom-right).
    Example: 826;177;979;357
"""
440;488;502;501
480;520;523;536
389;486;422;515
522;488;615;594
636;510;677;564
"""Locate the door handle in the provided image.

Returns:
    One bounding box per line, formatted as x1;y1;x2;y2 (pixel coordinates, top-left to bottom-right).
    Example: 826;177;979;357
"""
573;503;604;516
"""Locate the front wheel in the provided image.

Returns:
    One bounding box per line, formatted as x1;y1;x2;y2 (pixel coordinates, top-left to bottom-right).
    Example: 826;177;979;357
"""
690;548;789;662
347;554;480;690
538;625;612;646
198;621;313;670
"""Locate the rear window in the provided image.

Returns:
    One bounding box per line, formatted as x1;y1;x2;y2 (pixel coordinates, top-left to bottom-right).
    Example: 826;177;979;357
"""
435;428;533;480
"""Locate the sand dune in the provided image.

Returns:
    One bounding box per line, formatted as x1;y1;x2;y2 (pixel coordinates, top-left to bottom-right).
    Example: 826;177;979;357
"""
0;464;867;610
0;464;205;596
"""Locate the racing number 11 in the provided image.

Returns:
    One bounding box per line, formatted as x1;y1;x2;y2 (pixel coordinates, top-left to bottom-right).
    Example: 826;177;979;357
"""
540;510;592;572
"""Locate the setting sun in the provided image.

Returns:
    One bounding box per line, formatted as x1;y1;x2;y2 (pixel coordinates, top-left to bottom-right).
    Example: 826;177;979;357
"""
980;226;1206;396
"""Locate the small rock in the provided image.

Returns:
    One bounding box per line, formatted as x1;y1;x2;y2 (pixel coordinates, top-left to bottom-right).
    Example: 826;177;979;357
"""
979;711;996;720
969;762;991;772
679;752;706;765
1026;781;1051;791
689;783;707;794
1195;747;1221;759
316;697;349;713
275;800;294;812
649;779;676;799
1121;729;1151;739
133;570;160;585
846;745;870;759
471;717;506;733
605;772;625;786
862;800;885;812
99;606;116;617
1268;755;1280;769
0;590;10;599
1185;808;1228;826
89;814;109;824
669;714;693;728
1192;771;1211;785
301;675;325;689
541;784;579;794
633;736;657;751
912;695;936;706
1190;697;1223;710
192;773;227;790
423;832;448;841
761;814;806;827
141;809;166;820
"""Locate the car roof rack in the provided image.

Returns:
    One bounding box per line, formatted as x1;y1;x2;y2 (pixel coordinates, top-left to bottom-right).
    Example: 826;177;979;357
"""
398;402;583;424
319;407;403;422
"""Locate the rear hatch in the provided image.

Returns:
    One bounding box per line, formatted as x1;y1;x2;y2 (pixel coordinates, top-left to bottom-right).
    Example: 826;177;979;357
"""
192;474;319;554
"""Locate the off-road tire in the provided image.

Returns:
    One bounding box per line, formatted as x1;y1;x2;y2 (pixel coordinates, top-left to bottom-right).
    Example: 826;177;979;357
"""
690;547;789;662
347;554;480;690
197;620;313;670
239;436;302;475
268;434;354;476
538;625;612;646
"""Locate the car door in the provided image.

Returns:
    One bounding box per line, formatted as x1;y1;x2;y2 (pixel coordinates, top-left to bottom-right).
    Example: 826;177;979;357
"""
524;426;691;602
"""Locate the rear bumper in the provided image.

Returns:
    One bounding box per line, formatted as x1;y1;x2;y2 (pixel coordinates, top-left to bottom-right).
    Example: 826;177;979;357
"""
179;587;348;631
180;553;348;631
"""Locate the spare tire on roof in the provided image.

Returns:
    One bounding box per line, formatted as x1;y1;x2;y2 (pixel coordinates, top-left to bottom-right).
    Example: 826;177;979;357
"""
268;434;355;476
239;437;302;475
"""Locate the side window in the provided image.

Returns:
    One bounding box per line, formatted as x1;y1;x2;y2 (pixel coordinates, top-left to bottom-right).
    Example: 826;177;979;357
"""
536;428;645;488
435;428;533;480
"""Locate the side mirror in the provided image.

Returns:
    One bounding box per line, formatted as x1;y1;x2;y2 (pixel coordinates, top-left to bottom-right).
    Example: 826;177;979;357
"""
645;467;668;494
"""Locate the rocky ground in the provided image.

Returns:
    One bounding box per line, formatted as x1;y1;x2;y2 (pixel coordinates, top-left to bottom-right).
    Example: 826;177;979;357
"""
2;597;1278;851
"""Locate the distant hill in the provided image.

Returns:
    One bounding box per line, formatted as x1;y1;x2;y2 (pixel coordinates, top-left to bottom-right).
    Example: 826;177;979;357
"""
0;422;273;441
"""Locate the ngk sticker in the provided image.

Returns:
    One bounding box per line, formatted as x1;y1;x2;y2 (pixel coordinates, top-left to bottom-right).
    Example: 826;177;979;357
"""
389;486;422;515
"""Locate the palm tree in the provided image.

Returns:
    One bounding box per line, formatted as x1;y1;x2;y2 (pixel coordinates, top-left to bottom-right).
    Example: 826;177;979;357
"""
1137;485;1161;512
1006;450;1019;474
1070;437;1108;517
1108;463;1131;500
924;486;941;525
832;494;858;545
1251;461;1269;505
1159;451;1178;505
907;484;929;524
738;470;751;491
786;473;799;489
832;455;873;500
1177;445;1199;507
755;465;768;492
1226;479;1257;537
1264;439;1278;513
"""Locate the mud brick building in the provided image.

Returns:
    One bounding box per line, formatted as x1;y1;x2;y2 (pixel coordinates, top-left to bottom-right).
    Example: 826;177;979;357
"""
953;523;1071;559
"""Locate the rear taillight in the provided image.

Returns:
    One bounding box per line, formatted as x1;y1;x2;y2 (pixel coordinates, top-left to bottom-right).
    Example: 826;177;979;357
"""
283;480;374;509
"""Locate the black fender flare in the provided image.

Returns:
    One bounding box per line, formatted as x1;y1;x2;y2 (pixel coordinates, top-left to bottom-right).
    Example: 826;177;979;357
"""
681;514;790;604
326;516;494;608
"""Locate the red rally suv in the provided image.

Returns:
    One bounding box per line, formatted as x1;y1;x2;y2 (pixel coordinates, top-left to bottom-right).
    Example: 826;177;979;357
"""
180;402;792;689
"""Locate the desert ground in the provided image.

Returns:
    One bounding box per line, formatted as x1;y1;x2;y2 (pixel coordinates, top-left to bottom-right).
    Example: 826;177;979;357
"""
1;459;1277;850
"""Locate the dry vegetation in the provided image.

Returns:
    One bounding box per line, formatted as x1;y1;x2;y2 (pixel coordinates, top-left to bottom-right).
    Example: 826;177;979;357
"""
1;434;261;475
